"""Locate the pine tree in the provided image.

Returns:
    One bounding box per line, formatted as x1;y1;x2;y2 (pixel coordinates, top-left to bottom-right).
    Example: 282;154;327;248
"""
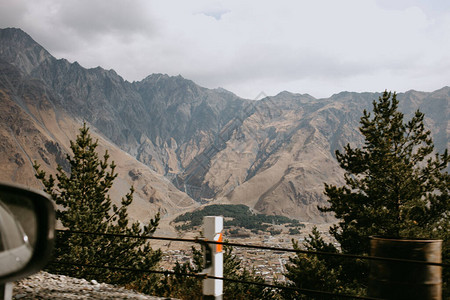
283;227;344;299
33;124;161;290
322;91;449;253
284;91;449;298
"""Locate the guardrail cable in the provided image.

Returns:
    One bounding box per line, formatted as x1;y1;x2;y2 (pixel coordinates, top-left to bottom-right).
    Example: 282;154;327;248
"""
55;229;449;267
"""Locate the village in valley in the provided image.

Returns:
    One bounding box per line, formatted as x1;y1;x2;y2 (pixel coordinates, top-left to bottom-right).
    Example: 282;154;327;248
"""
158;220;335;283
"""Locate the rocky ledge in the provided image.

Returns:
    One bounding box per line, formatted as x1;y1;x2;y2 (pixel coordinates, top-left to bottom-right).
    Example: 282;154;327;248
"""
13;271;174;299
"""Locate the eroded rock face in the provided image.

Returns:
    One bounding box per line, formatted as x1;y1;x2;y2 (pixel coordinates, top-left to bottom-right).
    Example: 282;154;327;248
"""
0;43;197;223
0;28;448;223
176;88;449;222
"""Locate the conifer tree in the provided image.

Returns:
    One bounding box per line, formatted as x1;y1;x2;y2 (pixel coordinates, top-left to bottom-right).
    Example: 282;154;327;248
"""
284;91;449;298
33;124;161;289
283;227;345;299
322;91;449;252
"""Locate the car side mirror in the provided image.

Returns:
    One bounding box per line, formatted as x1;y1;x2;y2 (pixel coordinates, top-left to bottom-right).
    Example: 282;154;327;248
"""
0;182;55;283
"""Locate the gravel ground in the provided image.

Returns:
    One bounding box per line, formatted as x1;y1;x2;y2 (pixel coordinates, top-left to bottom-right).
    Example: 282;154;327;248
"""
13;272;175;299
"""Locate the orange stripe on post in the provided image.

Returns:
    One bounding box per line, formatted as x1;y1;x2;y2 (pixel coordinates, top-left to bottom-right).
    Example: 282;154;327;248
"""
216;233;223;253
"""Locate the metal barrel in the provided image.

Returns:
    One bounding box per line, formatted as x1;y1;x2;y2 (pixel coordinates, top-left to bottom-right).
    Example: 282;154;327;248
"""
368;236;442;300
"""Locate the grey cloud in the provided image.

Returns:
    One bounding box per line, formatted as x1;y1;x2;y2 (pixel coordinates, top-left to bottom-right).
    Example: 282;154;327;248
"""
185;46;377;90
1;0;449;100
55;0;155;41
0;0;28;28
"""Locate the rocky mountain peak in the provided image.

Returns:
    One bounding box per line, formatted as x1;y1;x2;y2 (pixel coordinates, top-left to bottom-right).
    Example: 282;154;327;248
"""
1;28;448;223
0;28;53;75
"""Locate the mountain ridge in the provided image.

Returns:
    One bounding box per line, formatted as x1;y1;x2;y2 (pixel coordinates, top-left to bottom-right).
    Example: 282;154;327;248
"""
0;27;448;223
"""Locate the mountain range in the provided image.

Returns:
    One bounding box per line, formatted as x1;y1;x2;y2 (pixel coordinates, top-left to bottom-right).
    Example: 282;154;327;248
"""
0;27;448;226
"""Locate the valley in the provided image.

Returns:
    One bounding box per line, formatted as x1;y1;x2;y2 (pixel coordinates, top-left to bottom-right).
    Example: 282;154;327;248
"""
0;27;448;232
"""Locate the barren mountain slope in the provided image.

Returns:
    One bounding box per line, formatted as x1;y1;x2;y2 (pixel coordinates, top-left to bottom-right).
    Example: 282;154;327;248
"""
0;59;197;228
180;89;449;222
0;28;249;177
0;28;448;223
199;93;369;222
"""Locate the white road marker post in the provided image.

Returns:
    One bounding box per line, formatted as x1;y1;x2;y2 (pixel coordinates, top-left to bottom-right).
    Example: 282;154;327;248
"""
202;216;223;300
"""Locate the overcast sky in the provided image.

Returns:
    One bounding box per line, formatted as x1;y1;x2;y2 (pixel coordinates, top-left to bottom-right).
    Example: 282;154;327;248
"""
1;0;450;99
